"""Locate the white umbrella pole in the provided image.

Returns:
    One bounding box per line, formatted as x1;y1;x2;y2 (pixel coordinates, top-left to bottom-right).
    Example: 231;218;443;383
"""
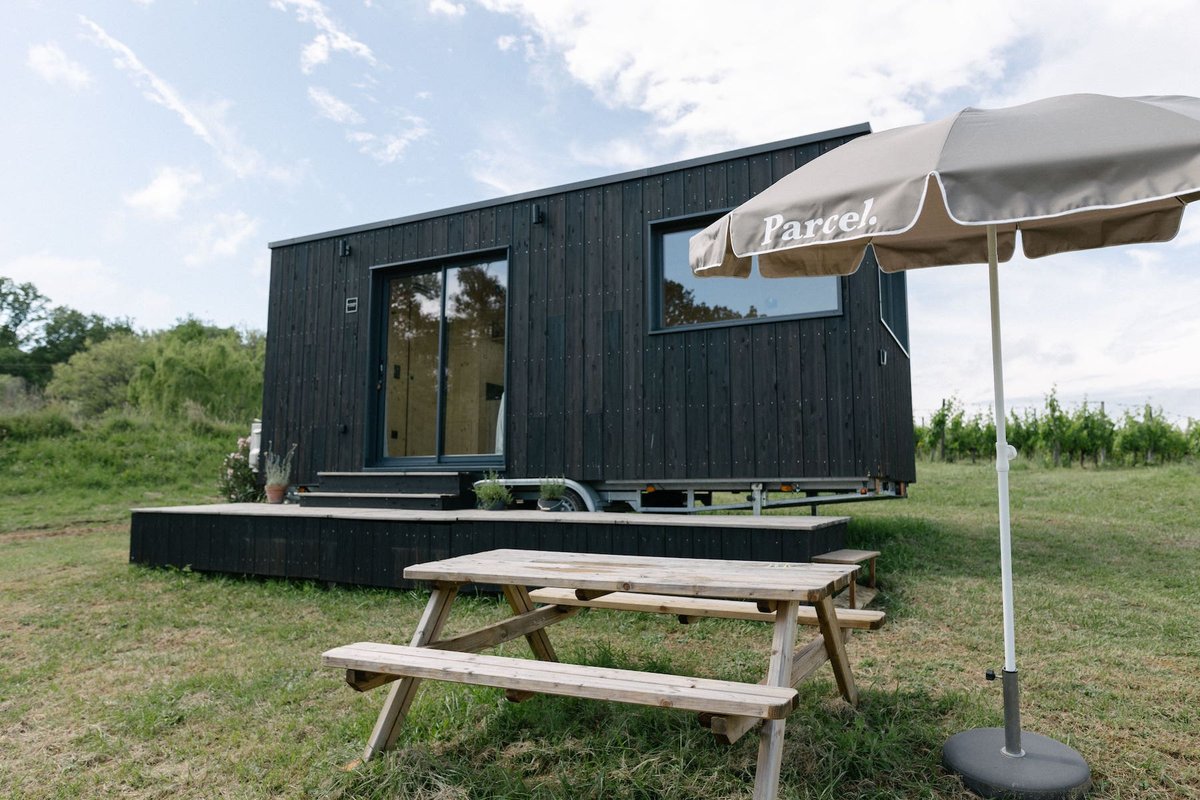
986;225;1023;756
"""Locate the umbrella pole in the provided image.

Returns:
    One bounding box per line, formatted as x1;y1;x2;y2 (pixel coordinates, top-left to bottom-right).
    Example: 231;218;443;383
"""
985;225;1022;757
943;226;1090;799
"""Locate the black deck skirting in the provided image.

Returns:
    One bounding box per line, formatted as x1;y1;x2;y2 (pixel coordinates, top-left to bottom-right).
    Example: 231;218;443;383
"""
130;506;847;590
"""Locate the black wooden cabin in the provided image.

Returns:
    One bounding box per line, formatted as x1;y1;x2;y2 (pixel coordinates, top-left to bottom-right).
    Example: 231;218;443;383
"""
262;123;915;510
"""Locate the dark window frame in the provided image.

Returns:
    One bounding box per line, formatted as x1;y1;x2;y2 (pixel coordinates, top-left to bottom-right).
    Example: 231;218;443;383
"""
365;246;510;469
646;210;843;335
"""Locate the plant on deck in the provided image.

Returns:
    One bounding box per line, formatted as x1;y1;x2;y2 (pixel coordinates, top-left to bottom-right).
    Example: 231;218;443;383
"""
263;443;296;488
538;477;565;501
474;470;512;509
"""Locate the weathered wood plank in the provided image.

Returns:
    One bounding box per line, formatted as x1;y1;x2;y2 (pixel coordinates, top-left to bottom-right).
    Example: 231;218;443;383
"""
526;588;884;629
406;549;854;602
324;642;799;720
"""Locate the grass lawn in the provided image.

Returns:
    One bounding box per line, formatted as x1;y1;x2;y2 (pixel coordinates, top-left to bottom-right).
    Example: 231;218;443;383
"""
1;461;1198;798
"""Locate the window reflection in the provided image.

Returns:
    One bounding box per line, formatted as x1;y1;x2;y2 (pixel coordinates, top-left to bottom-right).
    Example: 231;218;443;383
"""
658;224;839;329
383;258;507;459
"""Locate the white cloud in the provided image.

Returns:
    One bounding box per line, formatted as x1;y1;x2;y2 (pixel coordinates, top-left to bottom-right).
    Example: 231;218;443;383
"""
474;1;1025;154
466;125;560;196
80;17;299;182
0;252;173;327
567;137;657;172
123;166;204;220
429;0;466;17
308;86;364;124
27;43;93;90
80;16;214;145
475;0;1200;158
184;212;261;265
346;117;430;164
981;2;1200;109
270;0;376;73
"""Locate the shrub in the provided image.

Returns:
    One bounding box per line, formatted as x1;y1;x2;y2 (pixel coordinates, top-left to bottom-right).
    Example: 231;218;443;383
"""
45;333;150;417
219;436;263;503
0;409;77;442
127;318;264;423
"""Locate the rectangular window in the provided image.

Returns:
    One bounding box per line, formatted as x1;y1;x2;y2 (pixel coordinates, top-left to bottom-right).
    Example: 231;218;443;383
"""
879;267;909;353
653;215;840;331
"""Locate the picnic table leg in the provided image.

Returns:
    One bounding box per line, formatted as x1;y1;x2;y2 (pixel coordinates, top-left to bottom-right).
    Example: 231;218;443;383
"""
814;593;858;706
502;584;559;662
752;600;800;800
362;582;459;761
500;583;559;703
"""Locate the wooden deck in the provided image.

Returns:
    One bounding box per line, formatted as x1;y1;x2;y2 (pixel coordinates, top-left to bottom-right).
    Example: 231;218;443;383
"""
129;504;849;590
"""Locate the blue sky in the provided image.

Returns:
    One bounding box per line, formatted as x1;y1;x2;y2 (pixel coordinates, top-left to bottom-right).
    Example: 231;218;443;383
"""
5;0;1200;422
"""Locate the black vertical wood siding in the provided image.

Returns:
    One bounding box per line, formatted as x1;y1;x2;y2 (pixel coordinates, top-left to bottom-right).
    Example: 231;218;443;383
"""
262;129;916;487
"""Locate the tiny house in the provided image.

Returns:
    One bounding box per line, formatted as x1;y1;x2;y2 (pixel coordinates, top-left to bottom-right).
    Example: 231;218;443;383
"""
261;122;915;511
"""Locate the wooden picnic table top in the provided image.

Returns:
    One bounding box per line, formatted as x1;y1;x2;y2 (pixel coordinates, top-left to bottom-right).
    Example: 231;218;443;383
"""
403;548;857;602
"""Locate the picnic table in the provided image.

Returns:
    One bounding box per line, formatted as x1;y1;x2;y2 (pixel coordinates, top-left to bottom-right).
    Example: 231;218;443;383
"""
322;549;869;800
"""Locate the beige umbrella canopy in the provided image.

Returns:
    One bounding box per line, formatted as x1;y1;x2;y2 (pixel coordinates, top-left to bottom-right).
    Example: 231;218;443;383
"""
692;93;1200;800
692;93;1200;277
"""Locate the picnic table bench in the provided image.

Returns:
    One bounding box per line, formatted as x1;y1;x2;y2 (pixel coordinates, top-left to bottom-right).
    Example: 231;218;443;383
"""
321;549;877;800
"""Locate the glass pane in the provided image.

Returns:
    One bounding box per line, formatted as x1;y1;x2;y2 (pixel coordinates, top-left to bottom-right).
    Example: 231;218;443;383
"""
384;272;441;457
442;259;507;456
660;226;839;328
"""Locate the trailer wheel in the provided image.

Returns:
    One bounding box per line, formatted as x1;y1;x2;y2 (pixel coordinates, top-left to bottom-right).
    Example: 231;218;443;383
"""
558;488;587;512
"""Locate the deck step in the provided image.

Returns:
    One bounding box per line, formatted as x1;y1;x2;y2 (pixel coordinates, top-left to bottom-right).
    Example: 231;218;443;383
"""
313;471;472;496
299;491;465;510
322;642;798;719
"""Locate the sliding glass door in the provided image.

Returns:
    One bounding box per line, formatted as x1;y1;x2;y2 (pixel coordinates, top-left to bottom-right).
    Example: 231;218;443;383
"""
377;256;507;464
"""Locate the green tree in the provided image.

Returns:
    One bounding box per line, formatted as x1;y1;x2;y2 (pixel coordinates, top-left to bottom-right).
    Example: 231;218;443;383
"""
46;333;151;417
0;277;49;350
24;307;134;389
924;398;957;461
0;277;50;382
1040;388;1070;466
1006;407;1040;459
1067;400;1115;467
128;318;265;422
1185;418;1200;457
1117;405;1188;465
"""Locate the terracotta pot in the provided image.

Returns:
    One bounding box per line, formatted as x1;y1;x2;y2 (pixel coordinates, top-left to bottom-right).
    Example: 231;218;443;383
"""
265;484;287;504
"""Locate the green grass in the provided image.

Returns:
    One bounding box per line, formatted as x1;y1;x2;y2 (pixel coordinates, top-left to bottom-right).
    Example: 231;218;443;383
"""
0;411;239;532
1;454;1198;798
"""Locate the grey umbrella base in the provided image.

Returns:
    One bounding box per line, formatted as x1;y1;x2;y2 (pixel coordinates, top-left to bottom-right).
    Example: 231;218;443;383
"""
943;728;1090;800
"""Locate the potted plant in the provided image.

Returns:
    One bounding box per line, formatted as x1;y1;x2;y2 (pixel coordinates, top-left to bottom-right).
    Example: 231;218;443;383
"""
262;444;296;504
538;477;566;511
474;470;512;511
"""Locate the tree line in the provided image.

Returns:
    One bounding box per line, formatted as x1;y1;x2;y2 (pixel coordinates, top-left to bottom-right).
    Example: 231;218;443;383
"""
1;277;263;424
916;390;1200;466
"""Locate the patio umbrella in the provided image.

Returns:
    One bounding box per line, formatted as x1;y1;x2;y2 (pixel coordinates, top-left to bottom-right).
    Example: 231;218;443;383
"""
691;93;1200;800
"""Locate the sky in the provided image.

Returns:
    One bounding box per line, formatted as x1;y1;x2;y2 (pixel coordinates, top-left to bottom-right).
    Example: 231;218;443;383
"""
4;0;1200;424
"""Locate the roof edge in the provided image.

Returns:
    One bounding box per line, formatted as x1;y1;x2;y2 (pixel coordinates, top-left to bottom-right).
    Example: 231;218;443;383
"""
268;122;872;249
